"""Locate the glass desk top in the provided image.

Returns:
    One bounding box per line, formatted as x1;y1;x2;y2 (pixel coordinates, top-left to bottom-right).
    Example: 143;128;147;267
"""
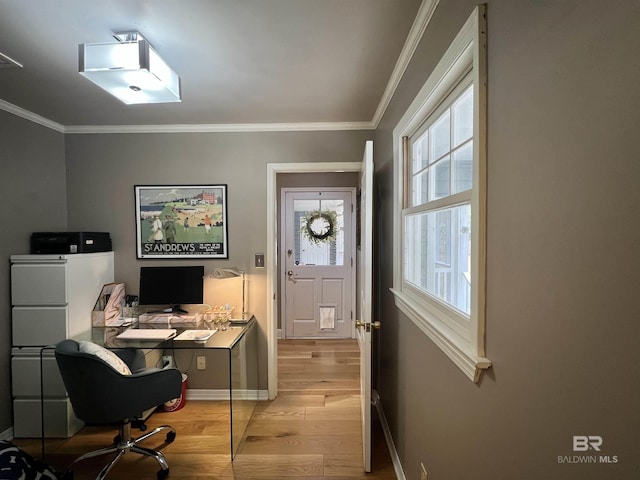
88;316;255;351
69;316;258;459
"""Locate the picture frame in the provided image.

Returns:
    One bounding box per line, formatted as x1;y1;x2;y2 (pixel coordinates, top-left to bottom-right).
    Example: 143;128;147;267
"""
134;185;229;259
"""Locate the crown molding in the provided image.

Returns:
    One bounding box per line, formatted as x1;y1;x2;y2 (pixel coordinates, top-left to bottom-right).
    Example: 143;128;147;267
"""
371;0;439;128
0;98;374;133
0;99;65;133
63;121;374;134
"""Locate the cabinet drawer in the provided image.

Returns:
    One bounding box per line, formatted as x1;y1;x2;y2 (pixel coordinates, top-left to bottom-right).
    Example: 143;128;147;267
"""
11;263;67;305
13;398;83;438
12;353;67;397
12;306;68;346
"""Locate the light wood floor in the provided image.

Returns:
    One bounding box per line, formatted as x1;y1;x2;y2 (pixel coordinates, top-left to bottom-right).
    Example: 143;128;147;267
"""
14;339;395;479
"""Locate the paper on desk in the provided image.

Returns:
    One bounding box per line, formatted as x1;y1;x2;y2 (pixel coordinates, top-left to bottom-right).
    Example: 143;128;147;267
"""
174;330;217;341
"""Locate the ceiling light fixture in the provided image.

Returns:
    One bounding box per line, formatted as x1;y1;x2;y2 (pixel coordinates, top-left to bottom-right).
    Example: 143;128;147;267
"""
78;31;181;105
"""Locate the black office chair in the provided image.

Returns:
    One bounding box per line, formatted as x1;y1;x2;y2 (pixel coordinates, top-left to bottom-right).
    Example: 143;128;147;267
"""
54;339;182;480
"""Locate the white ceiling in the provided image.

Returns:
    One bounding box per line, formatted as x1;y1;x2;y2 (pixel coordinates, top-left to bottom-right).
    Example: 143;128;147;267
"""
0;0;425;131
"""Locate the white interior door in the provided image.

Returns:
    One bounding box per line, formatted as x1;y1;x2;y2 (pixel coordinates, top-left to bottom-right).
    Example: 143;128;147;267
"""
283;188;355;338
357;140;374;472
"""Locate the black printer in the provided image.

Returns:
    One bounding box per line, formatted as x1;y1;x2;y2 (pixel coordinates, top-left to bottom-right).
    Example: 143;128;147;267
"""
30;232;112;254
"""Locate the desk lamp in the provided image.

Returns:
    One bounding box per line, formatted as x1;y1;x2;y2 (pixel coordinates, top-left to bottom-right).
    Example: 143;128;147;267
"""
210;267;247;319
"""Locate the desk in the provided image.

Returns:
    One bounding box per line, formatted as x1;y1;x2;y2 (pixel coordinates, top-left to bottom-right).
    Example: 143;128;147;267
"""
40;316;258;460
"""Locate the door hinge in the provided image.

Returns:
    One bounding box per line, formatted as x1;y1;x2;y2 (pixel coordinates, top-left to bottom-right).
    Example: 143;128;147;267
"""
351;257;353;267
351;310;353;320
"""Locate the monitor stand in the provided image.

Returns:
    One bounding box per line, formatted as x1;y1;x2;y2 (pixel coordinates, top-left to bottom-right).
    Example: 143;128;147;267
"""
148;305;189;314
162;304;189;314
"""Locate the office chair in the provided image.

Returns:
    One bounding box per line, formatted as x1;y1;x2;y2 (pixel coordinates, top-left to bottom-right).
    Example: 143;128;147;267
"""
55;339;183;480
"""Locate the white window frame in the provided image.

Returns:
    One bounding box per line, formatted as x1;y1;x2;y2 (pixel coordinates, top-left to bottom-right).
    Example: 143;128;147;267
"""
391;5;490;382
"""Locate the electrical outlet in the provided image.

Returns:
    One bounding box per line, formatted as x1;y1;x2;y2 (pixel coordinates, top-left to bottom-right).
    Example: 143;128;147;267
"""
255;253;265;268
420;462;428;480
196;356;206;370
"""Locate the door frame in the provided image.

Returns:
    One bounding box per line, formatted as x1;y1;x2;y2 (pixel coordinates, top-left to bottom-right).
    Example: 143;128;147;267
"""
266;162;362;399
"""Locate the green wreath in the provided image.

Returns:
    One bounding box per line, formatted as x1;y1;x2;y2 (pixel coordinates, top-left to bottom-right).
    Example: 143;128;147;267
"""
301;209;338;244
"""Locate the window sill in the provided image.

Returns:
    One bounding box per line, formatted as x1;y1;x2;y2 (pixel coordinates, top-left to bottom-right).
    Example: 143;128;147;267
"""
390;288;491;382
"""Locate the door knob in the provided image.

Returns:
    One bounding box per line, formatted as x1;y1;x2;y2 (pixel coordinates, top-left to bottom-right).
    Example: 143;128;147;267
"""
356;320;381;331
287;270;294;277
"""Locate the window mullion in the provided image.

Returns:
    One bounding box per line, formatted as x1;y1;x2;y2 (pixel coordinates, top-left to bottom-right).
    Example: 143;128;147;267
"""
403;191;471;216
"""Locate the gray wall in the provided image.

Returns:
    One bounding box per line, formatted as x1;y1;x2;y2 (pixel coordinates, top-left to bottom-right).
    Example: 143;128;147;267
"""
64;130;372;389
375;1;640;479
0;110;67;435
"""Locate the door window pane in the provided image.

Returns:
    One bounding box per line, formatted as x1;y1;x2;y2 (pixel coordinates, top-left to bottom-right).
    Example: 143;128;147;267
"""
293;199;344;266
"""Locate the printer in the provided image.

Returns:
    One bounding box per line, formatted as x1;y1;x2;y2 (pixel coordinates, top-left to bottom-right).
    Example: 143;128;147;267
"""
30;232;112;254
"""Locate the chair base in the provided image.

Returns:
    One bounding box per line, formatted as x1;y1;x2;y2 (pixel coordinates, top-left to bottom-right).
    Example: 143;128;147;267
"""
66;422;176;480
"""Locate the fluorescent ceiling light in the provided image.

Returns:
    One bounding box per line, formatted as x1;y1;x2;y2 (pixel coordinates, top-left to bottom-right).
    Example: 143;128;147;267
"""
79;32;181;105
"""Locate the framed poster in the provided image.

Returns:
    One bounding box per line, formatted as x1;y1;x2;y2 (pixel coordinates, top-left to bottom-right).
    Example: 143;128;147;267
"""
135;185;228;259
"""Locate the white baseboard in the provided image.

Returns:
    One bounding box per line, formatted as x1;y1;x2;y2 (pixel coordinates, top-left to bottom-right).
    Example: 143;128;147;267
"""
373;389;406;480
185;389;269;401
277;328;283;339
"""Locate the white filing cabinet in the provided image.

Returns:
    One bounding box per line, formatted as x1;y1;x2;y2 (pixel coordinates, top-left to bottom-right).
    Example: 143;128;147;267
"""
10;252;114;437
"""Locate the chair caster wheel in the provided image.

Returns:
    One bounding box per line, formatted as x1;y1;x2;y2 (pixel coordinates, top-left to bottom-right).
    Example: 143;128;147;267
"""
166;431;176;443
157;468;170;479
132;420;148;432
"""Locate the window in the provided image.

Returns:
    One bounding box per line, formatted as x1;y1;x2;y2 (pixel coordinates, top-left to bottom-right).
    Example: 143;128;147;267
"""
392;6;490;382
406;82;473;315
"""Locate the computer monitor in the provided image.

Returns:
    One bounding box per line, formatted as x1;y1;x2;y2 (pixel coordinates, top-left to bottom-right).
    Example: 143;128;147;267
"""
139;265;204;313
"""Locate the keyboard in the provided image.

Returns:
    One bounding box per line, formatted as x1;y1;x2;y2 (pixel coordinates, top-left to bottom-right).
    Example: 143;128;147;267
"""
116;329;177;341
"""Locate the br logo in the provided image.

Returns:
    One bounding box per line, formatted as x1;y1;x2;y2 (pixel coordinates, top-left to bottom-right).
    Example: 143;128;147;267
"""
573;435;603;452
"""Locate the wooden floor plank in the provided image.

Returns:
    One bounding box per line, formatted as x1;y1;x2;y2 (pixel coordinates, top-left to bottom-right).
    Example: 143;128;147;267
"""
240;434;362;455
246;420;361;437
222;454;324;477
305;406;360;422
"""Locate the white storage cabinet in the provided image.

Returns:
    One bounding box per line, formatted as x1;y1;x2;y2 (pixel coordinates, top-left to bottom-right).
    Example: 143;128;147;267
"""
10;252;114;437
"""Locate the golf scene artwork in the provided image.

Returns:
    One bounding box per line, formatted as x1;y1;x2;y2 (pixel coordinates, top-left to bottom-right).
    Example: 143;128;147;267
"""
135;185;228;259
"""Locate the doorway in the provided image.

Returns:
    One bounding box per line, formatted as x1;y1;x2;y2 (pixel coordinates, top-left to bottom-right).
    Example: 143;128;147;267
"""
266;162;362;400
281;188;356;339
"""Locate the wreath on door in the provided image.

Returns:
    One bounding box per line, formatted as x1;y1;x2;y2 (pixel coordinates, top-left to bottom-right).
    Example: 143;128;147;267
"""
301;210;338;244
